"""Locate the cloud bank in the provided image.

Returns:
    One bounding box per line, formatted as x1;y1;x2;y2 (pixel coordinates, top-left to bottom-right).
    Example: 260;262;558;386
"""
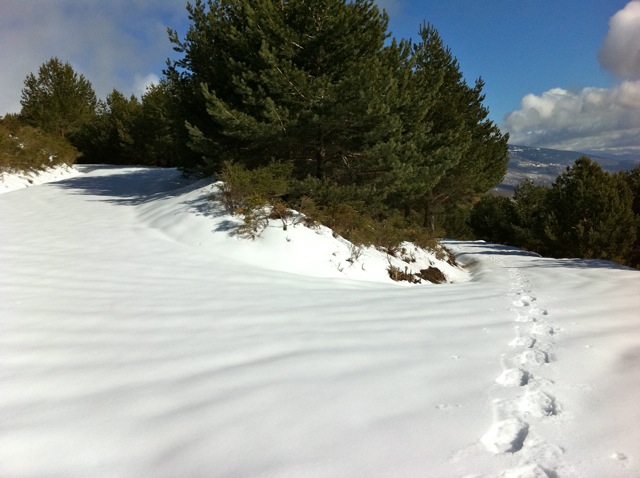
505;83;640;155
0;0;185;115
504;1;640;159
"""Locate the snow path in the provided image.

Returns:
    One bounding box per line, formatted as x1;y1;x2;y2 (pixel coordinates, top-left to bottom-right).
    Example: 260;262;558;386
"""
451;247;640;478
1;166;639;477
480;255;573;476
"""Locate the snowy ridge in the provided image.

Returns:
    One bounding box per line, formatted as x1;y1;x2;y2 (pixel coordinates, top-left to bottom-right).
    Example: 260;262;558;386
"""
131;168;468;284
1;166;639;477
0;163;80;193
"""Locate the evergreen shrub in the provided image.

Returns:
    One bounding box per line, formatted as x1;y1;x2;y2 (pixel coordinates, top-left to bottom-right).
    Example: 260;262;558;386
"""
1;115;80;172
217;160;293;238
468;194;516;244
544;156;636;262
619;165;640;268
169;0;509;236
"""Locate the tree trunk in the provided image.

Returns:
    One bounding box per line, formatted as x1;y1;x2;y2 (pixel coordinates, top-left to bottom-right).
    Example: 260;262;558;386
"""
315;139;326;180
423;195;435;232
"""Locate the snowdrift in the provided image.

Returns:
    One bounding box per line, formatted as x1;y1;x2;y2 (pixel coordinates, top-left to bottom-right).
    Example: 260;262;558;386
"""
0;163;80;193
1;165;639;477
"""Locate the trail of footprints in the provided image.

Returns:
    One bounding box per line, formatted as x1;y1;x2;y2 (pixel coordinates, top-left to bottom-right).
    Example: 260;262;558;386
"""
480;265;569;477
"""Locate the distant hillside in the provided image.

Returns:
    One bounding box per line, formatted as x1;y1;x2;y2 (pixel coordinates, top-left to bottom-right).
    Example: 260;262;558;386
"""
495;144;639;195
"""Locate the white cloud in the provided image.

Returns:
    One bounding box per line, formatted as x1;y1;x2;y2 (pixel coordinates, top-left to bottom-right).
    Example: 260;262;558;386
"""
0;0;185;115
503;2;640;158
503;82;640;155
373;0;406;16
599;0;640;79
133;73;160;97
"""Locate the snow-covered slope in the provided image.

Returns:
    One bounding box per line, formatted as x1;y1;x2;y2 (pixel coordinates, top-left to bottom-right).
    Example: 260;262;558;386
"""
0;163;80;193
1;165;639;477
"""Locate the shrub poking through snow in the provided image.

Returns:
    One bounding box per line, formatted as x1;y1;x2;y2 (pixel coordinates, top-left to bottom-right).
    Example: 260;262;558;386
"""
388;265;418;283
387;262;447;284
295;196;324;228
419;267;447;284
434;244;458;267
346;243;364;264
218;160;293;238
1;115;80;173
296;197;443;257
268;202;293;231
387;265;422;284
219;160;291;212
214;161;456;276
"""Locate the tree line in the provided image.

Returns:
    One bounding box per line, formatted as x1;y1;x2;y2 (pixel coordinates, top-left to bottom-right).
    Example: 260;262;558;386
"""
469;156;640;268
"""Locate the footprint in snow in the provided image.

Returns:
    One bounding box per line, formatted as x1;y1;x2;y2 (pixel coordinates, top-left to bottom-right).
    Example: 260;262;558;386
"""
519;390;559;417
521;438;570;475
530;307;548;317
512;295;536;307
611;452;629;467
509;336;536;348
519;349;549;366
496;368;531;387
514;313;536;323
481;418;529;454
531;324;555;336
500;463;550;478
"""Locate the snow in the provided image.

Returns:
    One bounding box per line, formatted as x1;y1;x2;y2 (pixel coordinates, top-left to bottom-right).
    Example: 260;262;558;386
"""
1;165;639;477
0;163;80;193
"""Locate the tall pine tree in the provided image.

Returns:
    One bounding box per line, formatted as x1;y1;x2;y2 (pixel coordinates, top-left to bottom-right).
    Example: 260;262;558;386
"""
170;0;397;182
618;165;640;267
408;24;508;230
20;58;97;140
166;0;508;232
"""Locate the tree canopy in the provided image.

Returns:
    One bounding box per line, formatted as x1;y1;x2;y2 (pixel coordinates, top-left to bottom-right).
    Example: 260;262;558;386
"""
20;57;97;140
470;157;639;267
545;156;636;262
166;0;509;231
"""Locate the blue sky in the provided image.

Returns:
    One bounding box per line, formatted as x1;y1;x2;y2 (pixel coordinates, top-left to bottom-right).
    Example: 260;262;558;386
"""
1;0;639;158
380;1;627;120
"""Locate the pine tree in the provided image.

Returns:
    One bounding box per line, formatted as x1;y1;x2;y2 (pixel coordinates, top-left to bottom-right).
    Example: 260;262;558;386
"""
137;81;183;167
75;90;143;165
166;0;509;235
619;165;640;267
511;179;549;252
411;25;508;231
171;0;395;182
545;156;636;262
468;194;516;244
20;57;97;140
104;90;142;164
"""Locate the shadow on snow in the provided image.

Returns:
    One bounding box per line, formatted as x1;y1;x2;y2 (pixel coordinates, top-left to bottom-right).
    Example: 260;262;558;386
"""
54;165;192;206
458;241;636;272
56;166;242;236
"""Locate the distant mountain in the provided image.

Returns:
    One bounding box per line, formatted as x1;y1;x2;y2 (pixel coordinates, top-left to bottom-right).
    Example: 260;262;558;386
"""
495;144;640;195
